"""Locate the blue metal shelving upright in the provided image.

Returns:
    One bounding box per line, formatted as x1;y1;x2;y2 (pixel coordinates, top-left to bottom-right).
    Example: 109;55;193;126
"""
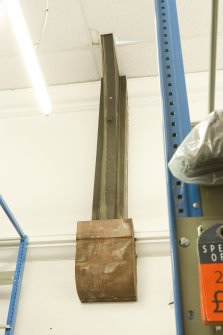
0;195;28;335
154;0;202;334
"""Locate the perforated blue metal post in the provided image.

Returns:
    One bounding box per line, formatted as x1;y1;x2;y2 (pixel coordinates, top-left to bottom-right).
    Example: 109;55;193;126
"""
0;194;28;335
154;0;202;334
5;236;28;335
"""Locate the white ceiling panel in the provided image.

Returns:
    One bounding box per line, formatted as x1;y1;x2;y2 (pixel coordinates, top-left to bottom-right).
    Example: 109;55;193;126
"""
0;0;222;89
0;55;30;89
21;0;89;52
182;36;223;74
0;49;99;90
0;7;19;57
39;49;99;86
218;0;223;34
178;0;223;37
95;42;157;79
177;0;223;72
116;42;157;77
182;36;209;74
177;0;211;38
82;0;155;44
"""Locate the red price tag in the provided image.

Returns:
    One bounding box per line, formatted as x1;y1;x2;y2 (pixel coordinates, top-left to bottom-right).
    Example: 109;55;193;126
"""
198;224;223;325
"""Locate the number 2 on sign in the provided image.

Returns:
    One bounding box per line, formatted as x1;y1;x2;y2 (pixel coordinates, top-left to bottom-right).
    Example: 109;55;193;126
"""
215;271;223;284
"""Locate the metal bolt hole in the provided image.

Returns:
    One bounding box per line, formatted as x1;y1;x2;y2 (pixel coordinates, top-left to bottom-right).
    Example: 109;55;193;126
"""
187;310;195;320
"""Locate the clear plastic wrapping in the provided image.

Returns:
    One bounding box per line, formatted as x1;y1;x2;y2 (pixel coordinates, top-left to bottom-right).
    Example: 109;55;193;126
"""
168;110;223;185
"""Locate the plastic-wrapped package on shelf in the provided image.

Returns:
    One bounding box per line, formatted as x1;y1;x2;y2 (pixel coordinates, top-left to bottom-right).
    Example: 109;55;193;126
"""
168;110;223;185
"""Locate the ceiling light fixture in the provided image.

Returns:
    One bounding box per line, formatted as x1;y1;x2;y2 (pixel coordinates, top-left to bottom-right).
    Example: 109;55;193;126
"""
3;0;52;115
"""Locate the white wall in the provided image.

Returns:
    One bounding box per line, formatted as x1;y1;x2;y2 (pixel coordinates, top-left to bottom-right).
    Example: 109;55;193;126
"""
1;72;223;334
1;257;175;335
0;76;170;238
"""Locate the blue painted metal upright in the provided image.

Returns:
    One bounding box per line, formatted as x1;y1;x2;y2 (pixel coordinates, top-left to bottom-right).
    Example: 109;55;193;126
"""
154;0;202;334
0;194;28;335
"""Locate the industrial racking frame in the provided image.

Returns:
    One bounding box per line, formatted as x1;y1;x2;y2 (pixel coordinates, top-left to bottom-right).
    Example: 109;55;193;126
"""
0;195;28;335
154;0;218;334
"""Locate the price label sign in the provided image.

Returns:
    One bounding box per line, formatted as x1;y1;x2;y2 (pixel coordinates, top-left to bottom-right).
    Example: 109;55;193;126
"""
198;224;223;325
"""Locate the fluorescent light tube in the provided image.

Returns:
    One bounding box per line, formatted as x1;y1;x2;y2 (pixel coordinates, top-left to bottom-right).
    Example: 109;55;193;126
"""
3;0;52;115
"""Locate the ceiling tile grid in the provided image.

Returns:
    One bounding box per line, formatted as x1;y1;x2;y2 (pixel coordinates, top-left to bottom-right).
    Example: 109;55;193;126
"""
0;0;222;89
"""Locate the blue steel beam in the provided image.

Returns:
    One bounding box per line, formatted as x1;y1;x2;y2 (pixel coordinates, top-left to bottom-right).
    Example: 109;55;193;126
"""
0;195;27;334
154;0;202;334
5;236;28;335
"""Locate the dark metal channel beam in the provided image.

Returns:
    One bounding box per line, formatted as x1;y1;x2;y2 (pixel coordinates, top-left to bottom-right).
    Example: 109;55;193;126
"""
92;34;128;220
75;34;136;303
